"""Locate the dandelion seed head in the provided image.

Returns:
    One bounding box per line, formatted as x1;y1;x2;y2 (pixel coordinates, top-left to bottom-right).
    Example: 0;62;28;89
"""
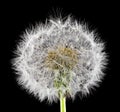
12;15;107;103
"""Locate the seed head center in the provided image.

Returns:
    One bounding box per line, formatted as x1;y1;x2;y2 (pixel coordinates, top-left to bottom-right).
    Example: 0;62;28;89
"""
45;46;79;70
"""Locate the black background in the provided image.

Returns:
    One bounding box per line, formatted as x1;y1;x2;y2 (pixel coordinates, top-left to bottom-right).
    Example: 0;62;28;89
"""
3;0;119;112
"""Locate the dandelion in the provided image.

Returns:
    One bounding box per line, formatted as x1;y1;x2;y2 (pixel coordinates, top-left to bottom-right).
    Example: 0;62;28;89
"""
12;15;107;112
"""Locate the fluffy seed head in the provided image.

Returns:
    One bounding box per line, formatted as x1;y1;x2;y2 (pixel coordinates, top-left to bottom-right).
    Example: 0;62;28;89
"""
12;15;107;103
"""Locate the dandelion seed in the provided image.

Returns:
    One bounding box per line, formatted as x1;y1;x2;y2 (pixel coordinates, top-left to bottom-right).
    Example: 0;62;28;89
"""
12;15;107;112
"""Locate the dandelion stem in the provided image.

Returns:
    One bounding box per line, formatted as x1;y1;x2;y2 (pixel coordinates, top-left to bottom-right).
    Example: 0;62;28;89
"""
60;92;66;112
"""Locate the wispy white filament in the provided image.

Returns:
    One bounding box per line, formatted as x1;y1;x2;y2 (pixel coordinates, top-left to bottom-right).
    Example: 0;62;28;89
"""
12;16;107;103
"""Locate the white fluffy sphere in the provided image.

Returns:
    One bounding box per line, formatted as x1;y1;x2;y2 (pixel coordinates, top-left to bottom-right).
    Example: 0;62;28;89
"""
12;16;107;103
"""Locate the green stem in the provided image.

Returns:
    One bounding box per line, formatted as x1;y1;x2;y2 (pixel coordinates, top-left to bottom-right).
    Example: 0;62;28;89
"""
60;92;66;112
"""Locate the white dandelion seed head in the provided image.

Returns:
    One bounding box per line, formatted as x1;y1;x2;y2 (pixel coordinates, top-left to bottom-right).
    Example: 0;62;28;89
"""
12;15;107;103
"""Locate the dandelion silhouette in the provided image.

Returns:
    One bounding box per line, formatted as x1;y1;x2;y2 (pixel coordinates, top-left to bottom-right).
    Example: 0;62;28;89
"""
12;15;107;112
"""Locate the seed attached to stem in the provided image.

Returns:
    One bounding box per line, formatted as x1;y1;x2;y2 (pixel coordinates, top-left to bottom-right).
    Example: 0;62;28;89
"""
45;46;79;70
